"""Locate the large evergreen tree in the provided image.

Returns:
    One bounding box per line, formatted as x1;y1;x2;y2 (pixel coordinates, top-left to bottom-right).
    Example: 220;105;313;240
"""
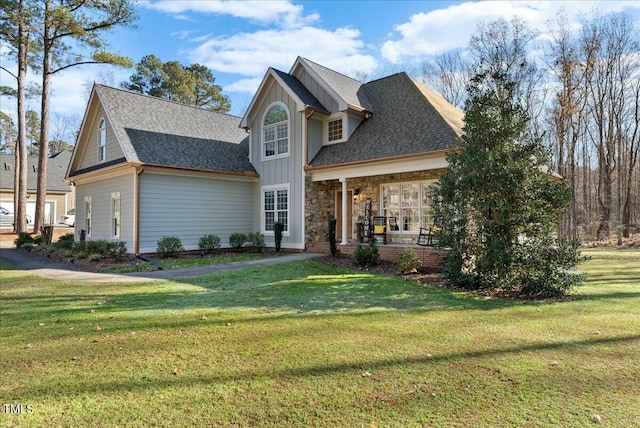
121;55;231;112
434;70;587;297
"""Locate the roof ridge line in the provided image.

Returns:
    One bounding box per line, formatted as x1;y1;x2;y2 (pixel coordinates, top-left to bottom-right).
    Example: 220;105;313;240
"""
94;84;242;120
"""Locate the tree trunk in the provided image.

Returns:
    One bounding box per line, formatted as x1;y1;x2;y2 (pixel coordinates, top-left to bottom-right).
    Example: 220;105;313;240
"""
34;0;51;232
15;0;28;234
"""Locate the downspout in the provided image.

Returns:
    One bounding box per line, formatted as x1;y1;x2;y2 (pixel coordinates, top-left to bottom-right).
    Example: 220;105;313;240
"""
134;166;144;254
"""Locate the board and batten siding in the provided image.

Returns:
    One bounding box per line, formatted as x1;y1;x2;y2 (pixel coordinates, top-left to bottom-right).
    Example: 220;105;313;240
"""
78;104;125;171
138;172;254;254
249;81;305;249
74;171;135;251
295;69;339;113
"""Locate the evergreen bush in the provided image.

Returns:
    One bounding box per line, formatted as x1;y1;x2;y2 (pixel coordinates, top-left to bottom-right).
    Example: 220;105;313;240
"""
274;222;284;252
229;233;247;251
398;249;421;274
199;234;221;253
353;242;379;266
156;236;184;257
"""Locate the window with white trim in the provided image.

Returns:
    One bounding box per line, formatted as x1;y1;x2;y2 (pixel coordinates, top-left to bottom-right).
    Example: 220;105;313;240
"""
98;119;106;162
381;181;437;232
263;104;289;159
328;118;343;142
111;192;121;239
84;196;92;236
262;185;289;233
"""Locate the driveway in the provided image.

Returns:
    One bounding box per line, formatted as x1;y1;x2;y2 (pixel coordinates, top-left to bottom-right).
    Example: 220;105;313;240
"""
0;247;323;283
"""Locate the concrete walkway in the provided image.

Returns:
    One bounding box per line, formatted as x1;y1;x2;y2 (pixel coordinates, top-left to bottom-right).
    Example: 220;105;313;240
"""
0;247;323;283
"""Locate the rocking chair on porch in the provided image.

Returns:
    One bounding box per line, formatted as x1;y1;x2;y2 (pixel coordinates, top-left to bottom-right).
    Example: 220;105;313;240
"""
371;216;387;244
417;224;442;247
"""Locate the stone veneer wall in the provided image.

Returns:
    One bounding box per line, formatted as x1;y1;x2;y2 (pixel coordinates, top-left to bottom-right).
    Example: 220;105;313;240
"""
305;168;446;247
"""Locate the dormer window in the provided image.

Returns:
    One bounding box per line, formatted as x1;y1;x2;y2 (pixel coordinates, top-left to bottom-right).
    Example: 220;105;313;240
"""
263;103;289;159
325;113;347;144
98;119;106;162
328;118;343;142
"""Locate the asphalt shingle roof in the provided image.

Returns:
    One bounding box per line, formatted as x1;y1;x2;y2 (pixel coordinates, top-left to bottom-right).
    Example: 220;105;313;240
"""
93;85;255;174
310;72;463;167
301;58;371;110
272;69;327;112
0;151;72;192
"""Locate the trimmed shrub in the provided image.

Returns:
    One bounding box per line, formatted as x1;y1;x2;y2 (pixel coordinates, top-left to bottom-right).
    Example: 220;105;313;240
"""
274;222;284;252
156;236;184;258
110;241;128;260
72;241;86;254
199;234;221;253
14;232;33;247
19;242;37;251
247;232;265;251
398;249;421;274
75;251;88;259
88;253;102;262
328;218;337;257
85;240;111;256
229;233;247;251
53;233;75;251
353;242;379;266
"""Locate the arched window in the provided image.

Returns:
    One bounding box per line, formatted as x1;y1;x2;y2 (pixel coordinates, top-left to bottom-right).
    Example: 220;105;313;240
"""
98;119;106;162
262;103;288;158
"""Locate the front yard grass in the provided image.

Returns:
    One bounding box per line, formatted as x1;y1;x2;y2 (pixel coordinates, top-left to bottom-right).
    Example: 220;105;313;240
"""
102;252;265;273
0;248;638;427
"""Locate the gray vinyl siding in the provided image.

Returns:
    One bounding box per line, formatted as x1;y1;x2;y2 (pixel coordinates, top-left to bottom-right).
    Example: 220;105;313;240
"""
348;113;362;138
74;171;135;251
79;104;125;171
307;118;323;163
249;82;305;248
296;69;339;113
138;173;254;253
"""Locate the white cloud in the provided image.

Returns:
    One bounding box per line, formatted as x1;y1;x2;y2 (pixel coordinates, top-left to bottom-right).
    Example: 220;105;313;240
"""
224;77;264;94
185;26;377;91
170;29;196;40
381;0;640;63
142;0;318;28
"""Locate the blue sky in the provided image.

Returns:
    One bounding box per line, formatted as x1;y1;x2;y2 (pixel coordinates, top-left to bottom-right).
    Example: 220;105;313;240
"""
1;0;639;138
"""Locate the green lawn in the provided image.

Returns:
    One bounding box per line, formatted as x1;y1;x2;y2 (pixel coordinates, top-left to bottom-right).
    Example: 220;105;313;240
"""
1;248;638;427
102;252;265;273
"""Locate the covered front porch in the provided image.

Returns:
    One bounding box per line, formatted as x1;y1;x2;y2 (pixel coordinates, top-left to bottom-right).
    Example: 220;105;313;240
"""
304;161;448;266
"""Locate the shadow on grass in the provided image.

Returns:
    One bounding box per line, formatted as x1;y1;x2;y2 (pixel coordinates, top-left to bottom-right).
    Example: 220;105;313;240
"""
1;261;537;322
18;332;640;400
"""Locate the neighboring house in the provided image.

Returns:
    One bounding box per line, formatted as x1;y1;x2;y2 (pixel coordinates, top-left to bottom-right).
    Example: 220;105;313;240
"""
0;151;75;227
67;57;463;260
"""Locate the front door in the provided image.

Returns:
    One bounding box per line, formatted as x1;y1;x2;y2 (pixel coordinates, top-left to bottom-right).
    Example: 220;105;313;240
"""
336;190;353;241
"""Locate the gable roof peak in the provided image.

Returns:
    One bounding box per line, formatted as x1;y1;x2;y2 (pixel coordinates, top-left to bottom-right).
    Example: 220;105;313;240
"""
296;57;364;84
292;57;370;112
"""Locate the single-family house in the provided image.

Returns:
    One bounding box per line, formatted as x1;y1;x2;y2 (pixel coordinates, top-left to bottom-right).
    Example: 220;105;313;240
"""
65;84;257;254
1;151;75;227
66;57;463;262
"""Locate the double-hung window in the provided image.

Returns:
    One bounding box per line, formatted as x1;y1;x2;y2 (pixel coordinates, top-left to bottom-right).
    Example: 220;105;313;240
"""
111;192;121;239
84;196;92;236
381;181;437;232
98;119;106;162
263;104;289;159
262;185;289;234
